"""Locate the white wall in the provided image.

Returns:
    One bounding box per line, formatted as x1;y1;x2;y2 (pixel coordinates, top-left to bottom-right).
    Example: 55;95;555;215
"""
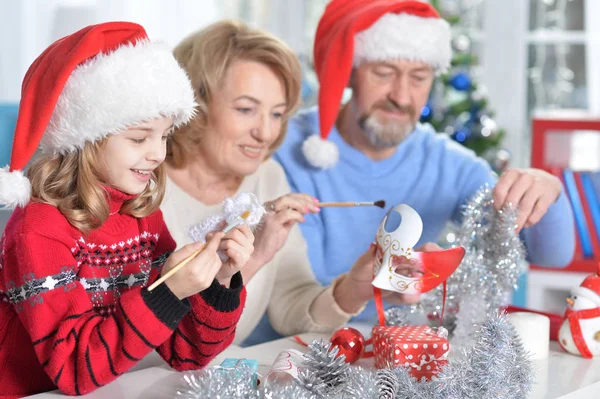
0;0;221;103
481;0;529;168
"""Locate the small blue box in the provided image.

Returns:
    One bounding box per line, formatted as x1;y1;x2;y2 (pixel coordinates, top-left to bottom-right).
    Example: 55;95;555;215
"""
219;358;259;387
0;104;18;168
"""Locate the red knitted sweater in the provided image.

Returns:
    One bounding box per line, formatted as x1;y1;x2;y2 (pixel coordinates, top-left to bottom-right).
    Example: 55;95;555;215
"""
0;187;246;398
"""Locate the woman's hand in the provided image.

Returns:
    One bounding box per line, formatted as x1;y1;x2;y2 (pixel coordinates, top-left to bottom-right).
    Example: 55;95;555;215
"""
243;193;319;281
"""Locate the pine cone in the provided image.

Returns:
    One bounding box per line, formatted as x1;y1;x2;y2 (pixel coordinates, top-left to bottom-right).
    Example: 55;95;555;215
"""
298;339;349;396
376;369;399;399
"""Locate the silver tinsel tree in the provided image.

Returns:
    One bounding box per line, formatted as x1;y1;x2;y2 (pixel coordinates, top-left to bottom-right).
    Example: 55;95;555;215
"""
451;294;488;347
438;311;535;398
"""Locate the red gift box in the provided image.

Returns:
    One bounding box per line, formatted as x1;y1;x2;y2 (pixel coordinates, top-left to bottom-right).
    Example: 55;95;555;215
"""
372;325;449;380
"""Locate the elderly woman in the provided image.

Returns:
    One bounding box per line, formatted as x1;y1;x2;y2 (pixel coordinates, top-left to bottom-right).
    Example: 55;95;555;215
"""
161;20;413;345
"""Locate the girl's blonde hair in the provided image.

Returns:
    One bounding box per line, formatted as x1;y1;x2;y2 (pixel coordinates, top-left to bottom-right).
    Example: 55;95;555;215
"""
27;139;165;234
168;20;302;168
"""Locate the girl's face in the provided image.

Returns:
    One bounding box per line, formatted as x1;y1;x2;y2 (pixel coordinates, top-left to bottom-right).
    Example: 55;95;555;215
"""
101;117;174;195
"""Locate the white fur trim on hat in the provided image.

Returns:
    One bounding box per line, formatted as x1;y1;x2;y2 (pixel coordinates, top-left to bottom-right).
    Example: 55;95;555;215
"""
41;40;197;154
302;135;339;169
354;13;451;72
571;286;600;307
0;166;31;209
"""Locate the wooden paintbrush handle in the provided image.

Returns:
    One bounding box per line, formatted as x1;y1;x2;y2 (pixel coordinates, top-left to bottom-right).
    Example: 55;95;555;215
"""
147;209;252;292
147;245;205;291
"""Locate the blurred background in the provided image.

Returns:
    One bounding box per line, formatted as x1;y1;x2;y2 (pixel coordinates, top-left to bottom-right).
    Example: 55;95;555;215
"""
2;0;600;314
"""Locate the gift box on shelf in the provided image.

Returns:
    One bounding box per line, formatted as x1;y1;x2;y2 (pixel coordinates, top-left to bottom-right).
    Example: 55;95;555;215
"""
372;325;449;381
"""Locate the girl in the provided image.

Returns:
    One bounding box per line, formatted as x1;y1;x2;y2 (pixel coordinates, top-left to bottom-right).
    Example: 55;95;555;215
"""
0;22;253;398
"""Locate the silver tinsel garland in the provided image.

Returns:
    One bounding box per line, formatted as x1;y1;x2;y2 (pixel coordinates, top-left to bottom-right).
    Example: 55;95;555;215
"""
177;365;259;399
383;307;409;327
413;186;527;338
176;312;533;398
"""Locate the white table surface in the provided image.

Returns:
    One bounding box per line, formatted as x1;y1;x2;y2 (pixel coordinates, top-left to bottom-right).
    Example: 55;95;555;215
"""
27;332;600;399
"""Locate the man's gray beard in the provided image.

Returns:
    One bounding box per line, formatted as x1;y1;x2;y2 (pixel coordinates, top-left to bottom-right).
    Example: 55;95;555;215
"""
359;115;415;149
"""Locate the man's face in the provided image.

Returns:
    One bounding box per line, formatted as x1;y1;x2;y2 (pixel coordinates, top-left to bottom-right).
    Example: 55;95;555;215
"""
350;59;434;148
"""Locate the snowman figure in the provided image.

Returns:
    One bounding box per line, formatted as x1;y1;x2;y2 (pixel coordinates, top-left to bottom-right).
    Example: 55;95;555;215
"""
371;204;464;295
558;272;600;358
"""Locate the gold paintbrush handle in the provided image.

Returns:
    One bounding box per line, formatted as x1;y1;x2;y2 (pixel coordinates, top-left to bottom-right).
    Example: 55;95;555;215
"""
147;245;205;291
147;209;252;291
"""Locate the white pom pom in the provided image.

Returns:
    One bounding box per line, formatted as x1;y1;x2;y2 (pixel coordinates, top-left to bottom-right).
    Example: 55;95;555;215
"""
0;166;31;209
302;135;339;169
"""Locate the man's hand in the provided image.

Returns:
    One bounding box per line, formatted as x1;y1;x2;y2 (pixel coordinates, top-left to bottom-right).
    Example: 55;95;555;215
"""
493;168;562;232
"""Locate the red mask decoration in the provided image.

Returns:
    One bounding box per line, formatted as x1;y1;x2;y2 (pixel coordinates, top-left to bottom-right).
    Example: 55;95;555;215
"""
372;204;465;294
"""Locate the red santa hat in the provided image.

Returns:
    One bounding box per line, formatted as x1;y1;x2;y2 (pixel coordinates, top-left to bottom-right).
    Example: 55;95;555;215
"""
303;0;451;169
573;268;600;307
0;22;196;209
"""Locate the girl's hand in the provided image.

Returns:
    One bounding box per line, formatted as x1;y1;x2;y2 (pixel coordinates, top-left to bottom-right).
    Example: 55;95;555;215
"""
162;232;223;299
216;223;255;286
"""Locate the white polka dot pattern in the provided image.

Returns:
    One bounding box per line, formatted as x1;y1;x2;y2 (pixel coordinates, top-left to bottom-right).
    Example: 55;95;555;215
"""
371;325;450;381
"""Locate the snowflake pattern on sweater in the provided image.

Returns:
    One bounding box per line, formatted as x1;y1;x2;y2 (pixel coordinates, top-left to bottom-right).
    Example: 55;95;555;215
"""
1;232;170;316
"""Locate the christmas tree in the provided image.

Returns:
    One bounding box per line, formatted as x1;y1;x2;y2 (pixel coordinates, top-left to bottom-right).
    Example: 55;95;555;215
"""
422;0;510;173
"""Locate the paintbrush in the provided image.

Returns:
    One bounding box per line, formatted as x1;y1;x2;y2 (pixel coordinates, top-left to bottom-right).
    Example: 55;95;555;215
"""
317;200;386;209
148;210;251;291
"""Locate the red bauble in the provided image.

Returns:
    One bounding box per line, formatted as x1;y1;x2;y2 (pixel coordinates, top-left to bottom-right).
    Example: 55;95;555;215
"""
330;327;365;363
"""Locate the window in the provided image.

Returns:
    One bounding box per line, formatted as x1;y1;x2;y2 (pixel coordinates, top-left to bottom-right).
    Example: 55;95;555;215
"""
527;0;587;112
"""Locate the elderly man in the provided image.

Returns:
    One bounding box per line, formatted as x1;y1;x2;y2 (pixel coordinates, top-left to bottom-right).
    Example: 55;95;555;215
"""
274;0;575;322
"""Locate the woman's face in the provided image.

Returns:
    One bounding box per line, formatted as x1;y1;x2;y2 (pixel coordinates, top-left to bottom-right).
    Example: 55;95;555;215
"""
201;59;287;177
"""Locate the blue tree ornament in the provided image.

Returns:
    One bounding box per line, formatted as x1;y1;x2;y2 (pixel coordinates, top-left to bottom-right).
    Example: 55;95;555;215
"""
452;127;471;143
420;104;432;122
450;72;472;91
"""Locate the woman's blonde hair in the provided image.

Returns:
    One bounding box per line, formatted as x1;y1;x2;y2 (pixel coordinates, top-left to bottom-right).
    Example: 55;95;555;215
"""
168;20;302;168
27;139;165;235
